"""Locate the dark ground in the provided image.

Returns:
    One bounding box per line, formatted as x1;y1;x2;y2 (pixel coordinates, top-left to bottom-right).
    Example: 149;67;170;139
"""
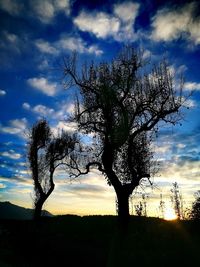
0;215;200;267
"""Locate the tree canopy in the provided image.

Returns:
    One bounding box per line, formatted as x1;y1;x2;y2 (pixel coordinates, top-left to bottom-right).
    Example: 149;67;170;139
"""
62;46;188;223
28;119;78;220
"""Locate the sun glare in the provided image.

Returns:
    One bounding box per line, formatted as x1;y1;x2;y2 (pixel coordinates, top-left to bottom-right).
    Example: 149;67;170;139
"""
164;208;177;221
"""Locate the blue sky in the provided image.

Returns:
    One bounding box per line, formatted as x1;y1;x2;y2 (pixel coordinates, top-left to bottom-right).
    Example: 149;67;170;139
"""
0;0;200;217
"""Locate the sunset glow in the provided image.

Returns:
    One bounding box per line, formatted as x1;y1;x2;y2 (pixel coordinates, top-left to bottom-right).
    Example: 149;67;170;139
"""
164;208;177;221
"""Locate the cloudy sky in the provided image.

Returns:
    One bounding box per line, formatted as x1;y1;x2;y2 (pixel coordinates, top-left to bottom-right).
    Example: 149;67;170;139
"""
0;0;200;217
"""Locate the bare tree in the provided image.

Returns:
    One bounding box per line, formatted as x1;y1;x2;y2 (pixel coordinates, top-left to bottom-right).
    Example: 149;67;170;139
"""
159;193;165;219
142;193;148;217
134;202;143;217
170;182;184;220
134;193;148;217
28;119;78;220
62;46;188;224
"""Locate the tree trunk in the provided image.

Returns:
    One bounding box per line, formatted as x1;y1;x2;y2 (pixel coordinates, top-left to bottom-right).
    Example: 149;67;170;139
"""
117;190;130;227
33;182;54;221
34;198;45;221
101;141;133;227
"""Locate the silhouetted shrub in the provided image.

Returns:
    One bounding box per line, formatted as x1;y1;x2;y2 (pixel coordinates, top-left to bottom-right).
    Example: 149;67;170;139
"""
190;191;200;220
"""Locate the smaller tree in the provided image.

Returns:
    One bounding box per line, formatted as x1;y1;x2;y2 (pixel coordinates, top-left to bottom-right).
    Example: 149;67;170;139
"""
190;191;200;220
133;193;148;217
134;202;143;217
170;182;184;220
28;119;78;220
159;193;165;219
142;193;148;217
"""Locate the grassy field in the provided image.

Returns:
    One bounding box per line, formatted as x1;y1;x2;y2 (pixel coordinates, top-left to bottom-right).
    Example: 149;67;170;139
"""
0;215;199;267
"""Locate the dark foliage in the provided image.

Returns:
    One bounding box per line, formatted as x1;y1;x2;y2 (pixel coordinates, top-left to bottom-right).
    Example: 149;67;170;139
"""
190;191;200;220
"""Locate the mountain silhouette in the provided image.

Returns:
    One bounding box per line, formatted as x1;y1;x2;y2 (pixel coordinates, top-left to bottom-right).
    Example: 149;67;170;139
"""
0;201;53;220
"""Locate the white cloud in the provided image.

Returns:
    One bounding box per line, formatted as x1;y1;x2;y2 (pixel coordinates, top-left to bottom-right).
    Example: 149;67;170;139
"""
58;35;103;55
54;0;70;10
52;121;77;135
184;99;196;108
52;0;70;15
151;3;200;45
159;158;200;183
33;104;55;116
86;45;103;55
27;77;57;96
0;0;70;23
0;0;71;23
22;101;75;121
154;144;171;154
0;118;27;137
176;143;186;149
0;89;6;96
35;36;103;57
114;2;139;23
1;150;21;160
0;31;21;54
23;102;55;117
53;101;84;121
184;82;200;91
33;0;54;22
74;11;120;39
151;7;191;41
5;32;18;43
52;102;75;120
0;0;23;16
113;2;140;41
176;64;188;74
73;2;140;41
35;39;58;54
38;59;50;70
6;118;27;132
65;103;75;114
189;21;200;45
22;102;31;110
167;64;187;76
4;141;13;146
142;49;151;60
30;0;70;23
0;183;6;189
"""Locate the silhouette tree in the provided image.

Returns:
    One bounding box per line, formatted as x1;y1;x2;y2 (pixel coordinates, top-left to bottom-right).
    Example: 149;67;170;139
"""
28;119;78;220
134;202;143;217
190;191;200;220
170;182;184;220
62;46;188;224
159;193;165;219
134;193;148;217
142;193;148;217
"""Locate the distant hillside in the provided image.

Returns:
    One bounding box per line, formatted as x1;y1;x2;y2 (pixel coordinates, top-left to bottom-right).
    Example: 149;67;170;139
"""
0;201;53;220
